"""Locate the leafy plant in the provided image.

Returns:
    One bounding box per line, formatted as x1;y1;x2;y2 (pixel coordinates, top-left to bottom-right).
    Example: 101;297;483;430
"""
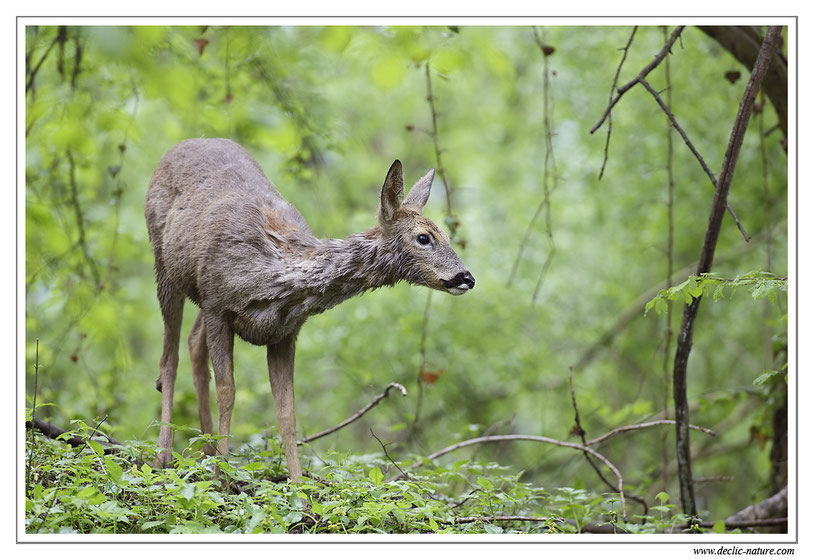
645;271;787;315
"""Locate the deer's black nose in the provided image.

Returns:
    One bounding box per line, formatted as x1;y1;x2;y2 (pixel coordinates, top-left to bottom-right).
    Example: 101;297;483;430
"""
443;271;476;291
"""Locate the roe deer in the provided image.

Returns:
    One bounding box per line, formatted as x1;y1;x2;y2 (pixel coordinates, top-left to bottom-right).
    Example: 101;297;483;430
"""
145;138;474;480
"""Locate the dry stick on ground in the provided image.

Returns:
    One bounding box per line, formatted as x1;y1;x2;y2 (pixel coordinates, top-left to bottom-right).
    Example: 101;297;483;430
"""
568;367;649;515
591;26;750;242
726;486;787;524
300;382;407;444
598;26;638;180
394;433;629;519
26;417;122;452
447;515;787;534
671;26;782;518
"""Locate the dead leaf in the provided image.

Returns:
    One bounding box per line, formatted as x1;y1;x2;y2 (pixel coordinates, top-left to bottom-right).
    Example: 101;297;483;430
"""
419;369;445;385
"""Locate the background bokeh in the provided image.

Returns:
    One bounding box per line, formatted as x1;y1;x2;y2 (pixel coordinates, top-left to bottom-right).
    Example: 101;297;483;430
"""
24;25;788;519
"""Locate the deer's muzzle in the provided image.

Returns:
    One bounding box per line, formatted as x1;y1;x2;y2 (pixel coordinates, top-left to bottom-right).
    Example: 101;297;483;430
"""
443;271;475;295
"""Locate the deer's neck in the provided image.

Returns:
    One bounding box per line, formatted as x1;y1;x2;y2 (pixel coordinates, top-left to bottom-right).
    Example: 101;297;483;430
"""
234;227;413;345
295;227;405;302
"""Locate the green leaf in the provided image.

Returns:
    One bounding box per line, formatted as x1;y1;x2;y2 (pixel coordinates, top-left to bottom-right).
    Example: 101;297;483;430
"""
104;456;123;483
368;466;384;485
687;276;703;298
179;483;196;502
88;440;104;456
477;476;493;491
141;520;166;530
713;519;727;534
655;491;669;503
712;282;726;302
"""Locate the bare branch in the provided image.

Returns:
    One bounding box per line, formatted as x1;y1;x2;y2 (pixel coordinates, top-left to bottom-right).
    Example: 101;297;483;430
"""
424;62;455;227
598;26;638;180
396;433;627;518
672;25;783;517
300;382;407;444
591;26;685;134
586;419;716;447
369;428;411;480
568;368;649;514
638;79;750;241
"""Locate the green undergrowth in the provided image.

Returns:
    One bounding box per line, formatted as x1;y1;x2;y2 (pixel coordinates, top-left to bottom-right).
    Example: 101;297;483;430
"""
25;419;743;535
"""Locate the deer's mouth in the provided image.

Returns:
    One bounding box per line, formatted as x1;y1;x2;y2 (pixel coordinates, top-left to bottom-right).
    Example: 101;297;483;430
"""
443;271;475;295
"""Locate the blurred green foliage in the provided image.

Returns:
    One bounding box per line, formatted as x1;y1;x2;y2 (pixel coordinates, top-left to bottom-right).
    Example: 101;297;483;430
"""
25;25;787;522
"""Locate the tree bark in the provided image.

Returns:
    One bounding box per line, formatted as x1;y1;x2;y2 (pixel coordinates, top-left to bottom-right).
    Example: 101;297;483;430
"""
697;26;787;138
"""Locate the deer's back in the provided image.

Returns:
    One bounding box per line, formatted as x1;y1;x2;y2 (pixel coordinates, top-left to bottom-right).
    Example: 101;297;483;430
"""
145;138;312;308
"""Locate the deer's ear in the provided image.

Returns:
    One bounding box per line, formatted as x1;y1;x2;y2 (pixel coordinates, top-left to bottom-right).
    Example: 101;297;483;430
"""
378;160;404;226
403;168;434;209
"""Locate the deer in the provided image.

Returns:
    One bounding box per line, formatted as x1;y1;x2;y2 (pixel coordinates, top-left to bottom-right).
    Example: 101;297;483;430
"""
144;138;475;480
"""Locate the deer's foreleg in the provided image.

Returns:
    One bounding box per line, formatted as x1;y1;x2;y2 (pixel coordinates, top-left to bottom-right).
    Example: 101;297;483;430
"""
268;335;303;481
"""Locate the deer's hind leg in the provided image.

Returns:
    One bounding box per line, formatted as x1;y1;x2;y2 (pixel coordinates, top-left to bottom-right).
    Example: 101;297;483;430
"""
189;310;216;456
155;282;184;468
204;312;236;458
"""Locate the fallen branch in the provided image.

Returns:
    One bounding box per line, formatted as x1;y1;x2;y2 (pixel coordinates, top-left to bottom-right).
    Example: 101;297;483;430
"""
726;486;787;524
300;382;407;444
447;515;787;533
395;433;628;518
26;417;121;453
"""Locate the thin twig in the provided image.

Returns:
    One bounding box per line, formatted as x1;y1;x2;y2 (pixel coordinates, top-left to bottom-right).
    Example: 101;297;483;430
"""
568;368;648;514
598;26;638;180
638;79;750;241
66;150;101;288
396;433;627;518
300;382;407;444
424;62;454;223
591;26;685;134
586;420;715;447
672;25;781;517
369;428;410;480
26;32;60;93
508;27;558;294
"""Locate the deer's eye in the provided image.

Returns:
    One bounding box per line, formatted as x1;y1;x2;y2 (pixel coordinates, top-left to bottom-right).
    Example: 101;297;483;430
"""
417;234;431;246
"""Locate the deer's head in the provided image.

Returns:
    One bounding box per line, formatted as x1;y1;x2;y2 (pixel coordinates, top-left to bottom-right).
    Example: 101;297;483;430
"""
377;160;475;296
